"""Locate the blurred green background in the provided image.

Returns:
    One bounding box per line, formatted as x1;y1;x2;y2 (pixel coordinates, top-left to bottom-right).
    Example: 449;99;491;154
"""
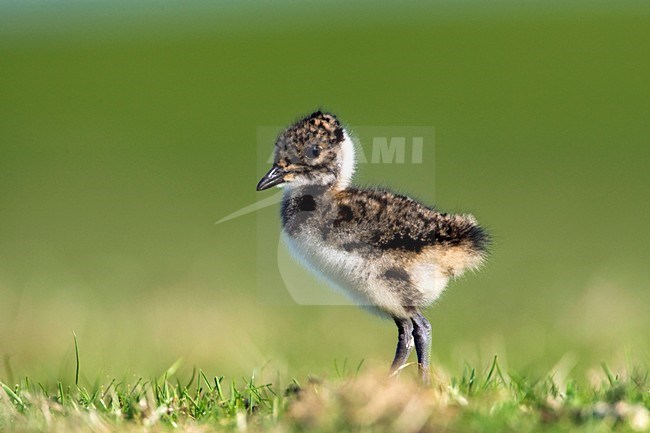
1;1;649;385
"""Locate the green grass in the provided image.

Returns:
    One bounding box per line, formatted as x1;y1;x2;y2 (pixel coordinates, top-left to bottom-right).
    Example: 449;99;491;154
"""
2;357;649;432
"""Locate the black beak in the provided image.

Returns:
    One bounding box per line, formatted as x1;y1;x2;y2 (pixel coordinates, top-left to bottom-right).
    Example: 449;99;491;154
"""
256;165;286;191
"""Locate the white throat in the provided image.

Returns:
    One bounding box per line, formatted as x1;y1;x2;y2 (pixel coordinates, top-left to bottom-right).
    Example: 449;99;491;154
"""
336;131;356;190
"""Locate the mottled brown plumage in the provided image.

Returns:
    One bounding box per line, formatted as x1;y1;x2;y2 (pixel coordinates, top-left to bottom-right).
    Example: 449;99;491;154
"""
257;111;490;382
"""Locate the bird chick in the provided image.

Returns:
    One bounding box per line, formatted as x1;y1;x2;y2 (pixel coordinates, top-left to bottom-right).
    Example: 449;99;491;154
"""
257;111;489;382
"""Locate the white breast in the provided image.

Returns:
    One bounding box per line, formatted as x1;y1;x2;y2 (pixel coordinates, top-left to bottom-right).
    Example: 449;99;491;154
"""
281;230;367;302
281;230;421;315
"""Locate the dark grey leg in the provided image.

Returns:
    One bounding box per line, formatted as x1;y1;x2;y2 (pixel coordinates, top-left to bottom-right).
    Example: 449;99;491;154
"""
390;316;414;373
411;312;432;383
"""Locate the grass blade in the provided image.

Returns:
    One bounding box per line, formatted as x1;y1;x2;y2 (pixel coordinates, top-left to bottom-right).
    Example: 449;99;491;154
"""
484;355;498;388
73;331;80;386
1;382;25;410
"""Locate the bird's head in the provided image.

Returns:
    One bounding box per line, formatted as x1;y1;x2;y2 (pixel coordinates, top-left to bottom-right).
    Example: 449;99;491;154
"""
256;111;355;191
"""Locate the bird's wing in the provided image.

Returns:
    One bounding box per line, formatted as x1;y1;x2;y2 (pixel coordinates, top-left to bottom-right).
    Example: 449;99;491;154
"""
327;188;441;253
327;188;488;255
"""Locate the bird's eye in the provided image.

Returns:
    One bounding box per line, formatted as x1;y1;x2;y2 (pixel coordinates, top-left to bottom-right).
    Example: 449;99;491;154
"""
305;145;321;159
